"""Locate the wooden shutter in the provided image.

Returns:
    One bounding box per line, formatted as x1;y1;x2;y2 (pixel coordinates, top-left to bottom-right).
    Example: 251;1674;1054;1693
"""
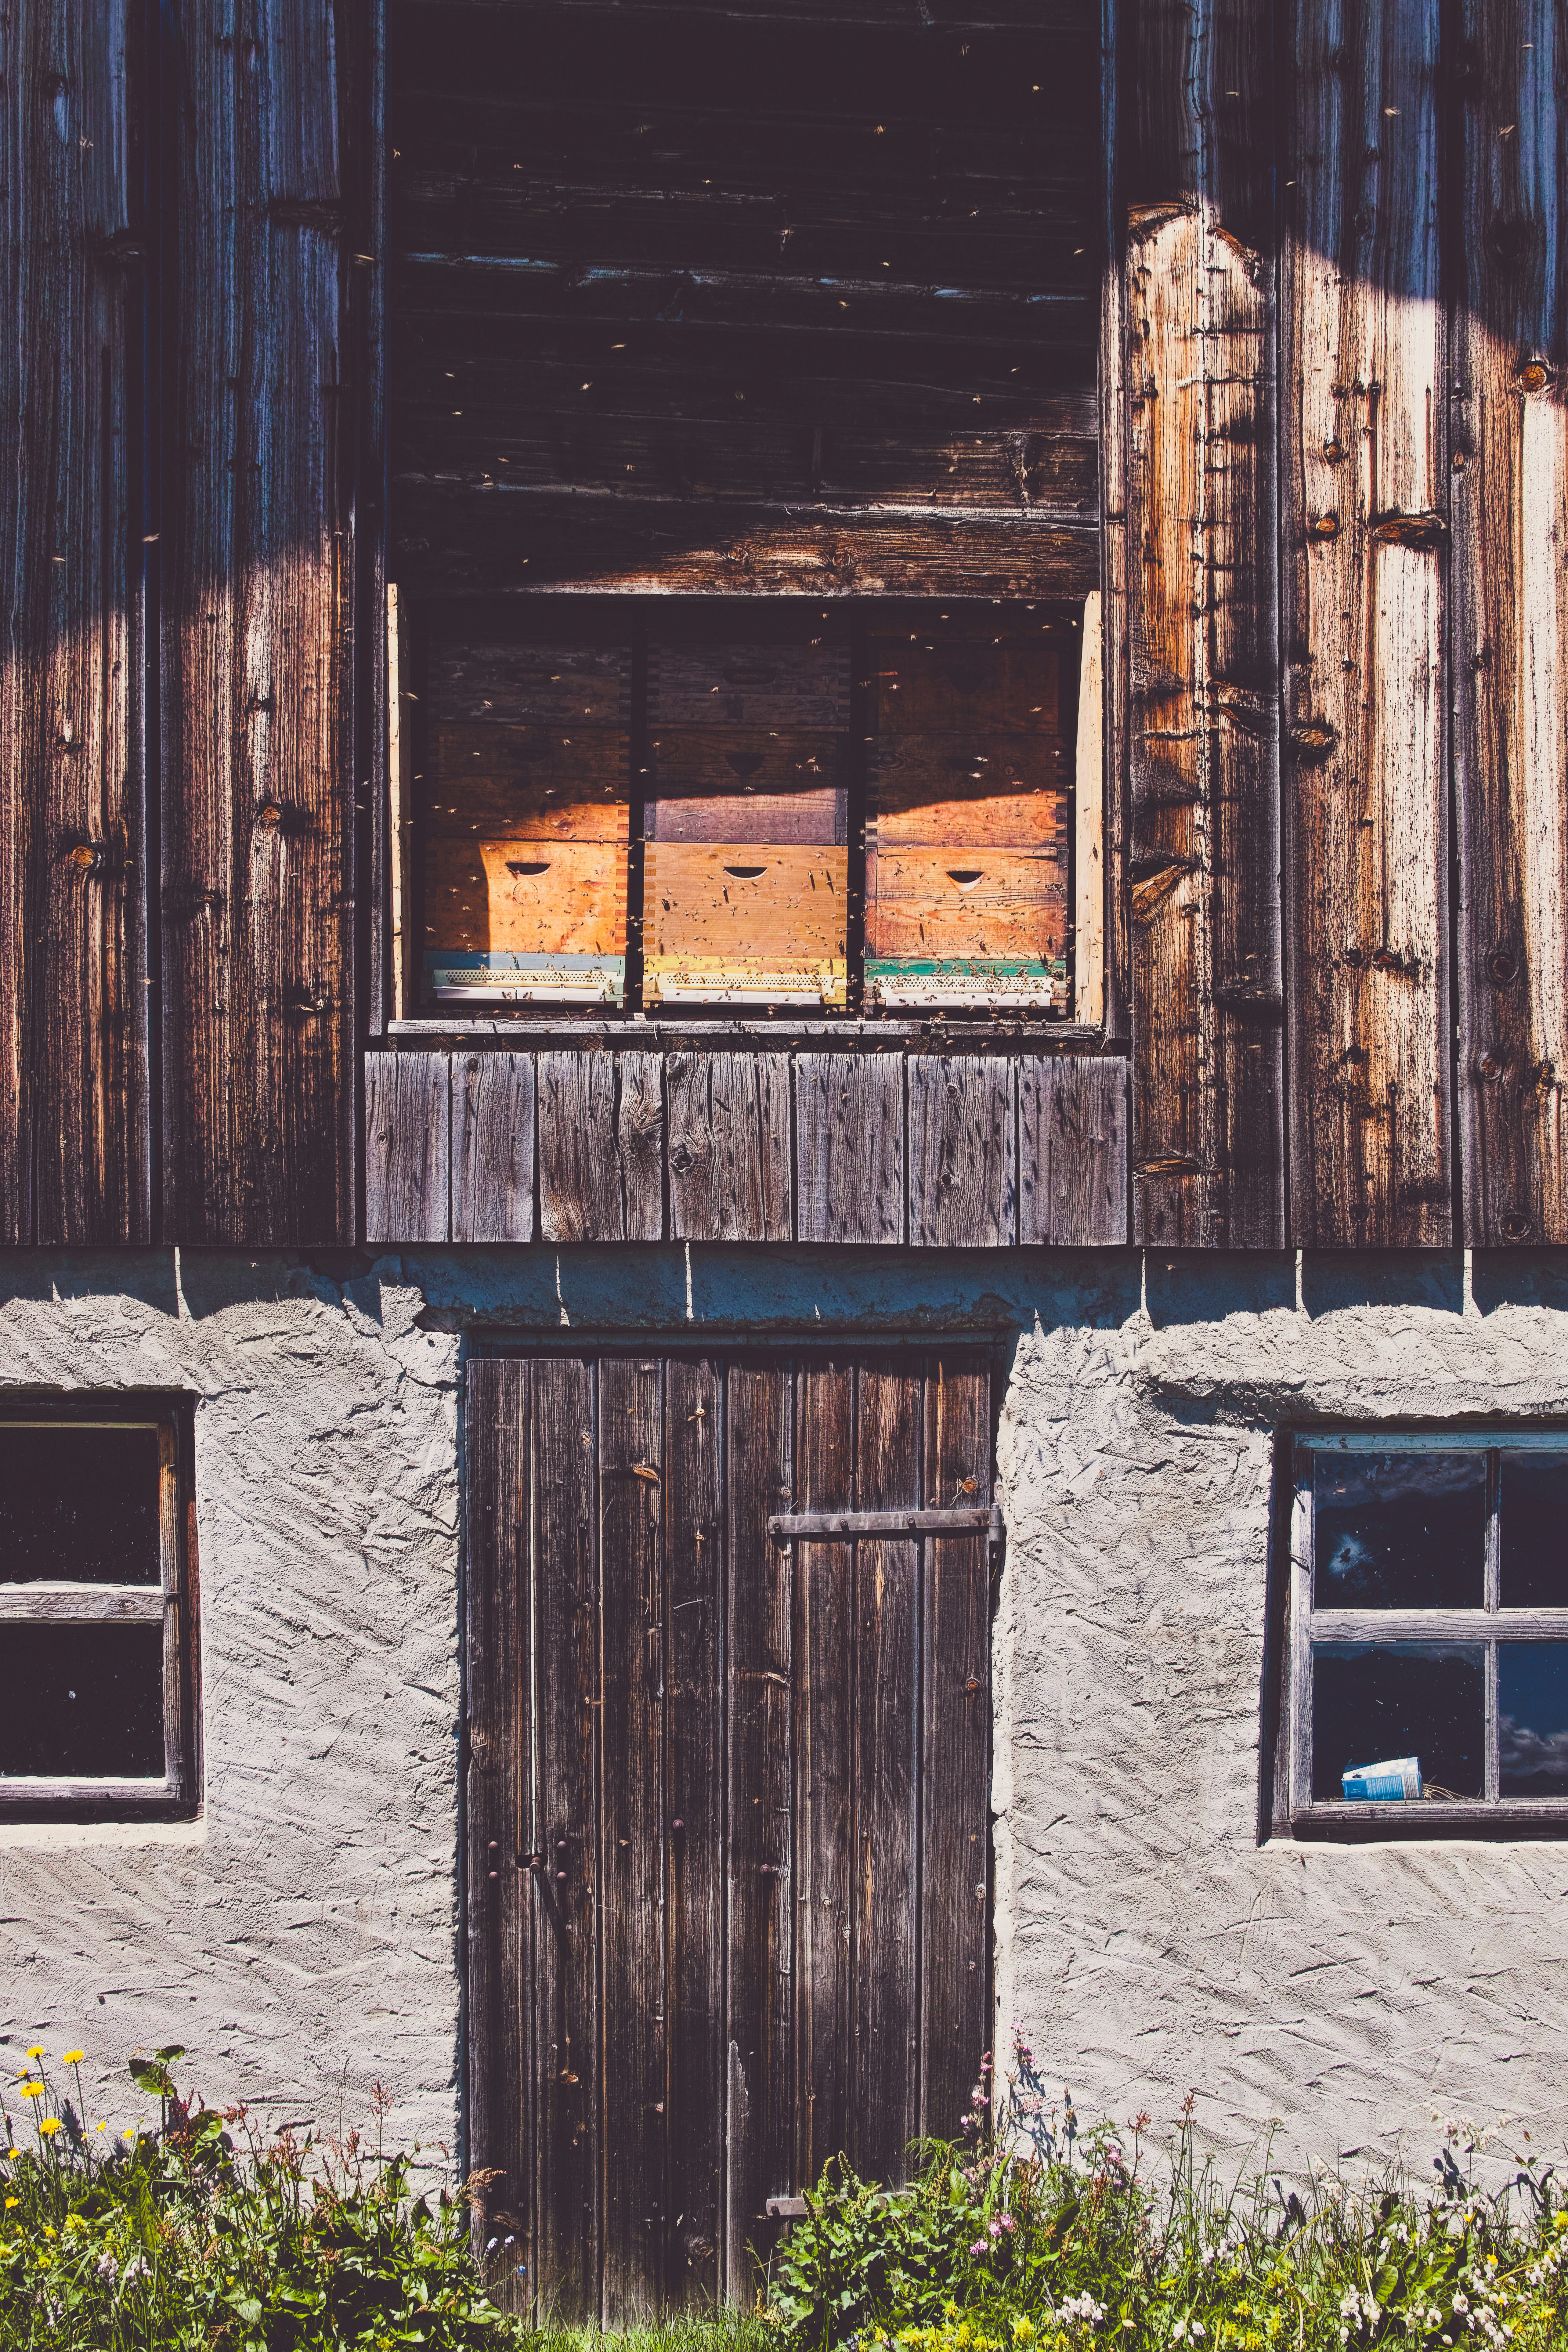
867;616;1069;1010
465;1349;994;2322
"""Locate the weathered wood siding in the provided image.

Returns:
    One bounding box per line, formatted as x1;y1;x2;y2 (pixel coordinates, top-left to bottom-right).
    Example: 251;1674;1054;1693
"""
366;1047;1129;1247
1120;0;1283;1248
1281;0;1450;1248
388;1;1100;600
158;0;363;1242
0;0;150;1244
1453;0;1568;1246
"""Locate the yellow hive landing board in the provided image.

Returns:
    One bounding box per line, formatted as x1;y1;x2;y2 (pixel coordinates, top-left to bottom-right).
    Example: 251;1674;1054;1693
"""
644;841;848;1004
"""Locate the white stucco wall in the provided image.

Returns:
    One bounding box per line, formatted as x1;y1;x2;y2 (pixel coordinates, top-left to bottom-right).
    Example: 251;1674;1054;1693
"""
0;1254;464;2161
2;1245;1567;2184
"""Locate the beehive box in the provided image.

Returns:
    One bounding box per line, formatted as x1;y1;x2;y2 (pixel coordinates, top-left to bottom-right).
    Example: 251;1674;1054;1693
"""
643;842;848;1005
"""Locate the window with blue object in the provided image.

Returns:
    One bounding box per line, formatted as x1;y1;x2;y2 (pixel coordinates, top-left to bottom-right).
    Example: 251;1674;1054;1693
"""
1285;1436;1568;1825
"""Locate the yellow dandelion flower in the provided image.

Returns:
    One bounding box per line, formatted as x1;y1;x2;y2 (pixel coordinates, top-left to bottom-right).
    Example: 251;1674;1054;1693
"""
95;2121;107;2133
38;2119;61;2137
1014;2321;1036;2344
61;2050;84;2066
18;2085;43;2100
3;2198;16;2209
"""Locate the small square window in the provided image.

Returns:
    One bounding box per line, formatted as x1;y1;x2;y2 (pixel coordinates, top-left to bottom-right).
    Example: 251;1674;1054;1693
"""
1282;1434;1568;1831
0;1407;198;1818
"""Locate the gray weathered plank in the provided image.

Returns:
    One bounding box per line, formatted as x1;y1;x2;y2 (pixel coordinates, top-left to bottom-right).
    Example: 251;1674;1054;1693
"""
794;1054;903;1244
453;1053;536;1242
0;1586;165;1624
538;1051;664;1241
667;1051;791;1241
1453;0;1568;1245
908;1056;1016;1247
1281;0;1451;1246
1018;1056;1128;1245
365;1052;450;1244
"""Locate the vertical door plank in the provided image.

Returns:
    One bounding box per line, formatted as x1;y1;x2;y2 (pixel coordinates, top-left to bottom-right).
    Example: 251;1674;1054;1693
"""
1282;0;1451;1246
1074;593;1106;1028
599;1356;666;2325
921;1360;992;2144
13;0;150;1244
364;1052;450;1244
908;1056;1017;1248
464;1360;533;2298
793;1358;855;2191
453;1053;536;1243
538;1050;664;1241
667;1052;792;1242
725;1360;794;2303
1453;0;1568;1244
1019;1057;1129;1246
851;1362;922;2183
161;0;355;1243
665;1356;724;2305
530;1355;600;2320
1125;0;1284;1249
795;1054;903;1244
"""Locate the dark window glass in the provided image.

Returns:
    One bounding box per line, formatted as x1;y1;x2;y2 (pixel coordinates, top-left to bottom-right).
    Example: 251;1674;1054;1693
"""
0;1427;160;1584
1499;1454;1568;1609
0;1625;164;1777
1313;1452;1484;1610
1498;1644;1568;1797
1311;1642;1484;1802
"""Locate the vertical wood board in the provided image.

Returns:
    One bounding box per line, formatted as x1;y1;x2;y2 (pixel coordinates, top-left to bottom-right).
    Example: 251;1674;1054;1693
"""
667;1051;791;1243
1018;1056;1129;1245
794;1054;904;1245
908;1056;1017;1248
1125;0;1283;1250
1282;0;1451;1246
1453;0;1568;1245
453;1053;536;1243
364;1051;449;1243
538;1050;664;1241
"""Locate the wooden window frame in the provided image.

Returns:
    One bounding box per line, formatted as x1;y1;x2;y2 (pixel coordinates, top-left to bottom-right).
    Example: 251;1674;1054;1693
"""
0;1404;200;1820
1282;1430;1568;1837
383;591;1109;1040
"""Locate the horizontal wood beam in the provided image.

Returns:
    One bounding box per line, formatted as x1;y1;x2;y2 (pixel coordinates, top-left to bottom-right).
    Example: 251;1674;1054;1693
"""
0;1584;166;1624
769;1506;1000;1537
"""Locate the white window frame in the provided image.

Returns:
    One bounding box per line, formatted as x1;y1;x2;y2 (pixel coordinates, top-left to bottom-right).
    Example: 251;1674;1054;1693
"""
1289;1430;1568;1830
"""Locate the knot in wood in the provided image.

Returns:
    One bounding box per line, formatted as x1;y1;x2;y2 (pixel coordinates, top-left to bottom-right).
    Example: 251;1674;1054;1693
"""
1517;360;1553;396
62;840;107;875
1488;948;1520;986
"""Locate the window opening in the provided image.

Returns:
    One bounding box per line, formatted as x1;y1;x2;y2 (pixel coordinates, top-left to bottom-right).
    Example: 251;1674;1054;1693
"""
406;597;1074;1016
0;1411;198;1815
1285;1434;1568;1826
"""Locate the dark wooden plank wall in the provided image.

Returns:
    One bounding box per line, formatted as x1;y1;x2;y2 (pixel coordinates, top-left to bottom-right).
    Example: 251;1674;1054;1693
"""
364;1047;1130;1245
0;0;150;1244
388;1;1101;601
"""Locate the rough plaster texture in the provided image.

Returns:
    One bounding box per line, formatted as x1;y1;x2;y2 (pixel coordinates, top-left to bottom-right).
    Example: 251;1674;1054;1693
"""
0;1253;464;2160
4;1245;1568;2182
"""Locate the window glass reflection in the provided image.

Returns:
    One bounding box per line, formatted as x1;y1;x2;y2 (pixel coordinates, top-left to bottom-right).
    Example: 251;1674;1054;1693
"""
1313;1452;1484;1610
1499;1455;1568;1610
1499;1644;1568;1797
1311;1642;1484;1803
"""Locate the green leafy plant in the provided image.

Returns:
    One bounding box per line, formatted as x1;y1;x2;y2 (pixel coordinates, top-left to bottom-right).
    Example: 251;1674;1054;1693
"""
0;2042;516;2350
765;2043;1568;2352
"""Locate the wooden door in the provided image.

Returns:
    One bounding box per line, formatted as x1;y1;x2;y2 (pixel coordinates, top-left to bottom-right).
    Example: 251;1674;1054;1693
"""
465;1350;994;2322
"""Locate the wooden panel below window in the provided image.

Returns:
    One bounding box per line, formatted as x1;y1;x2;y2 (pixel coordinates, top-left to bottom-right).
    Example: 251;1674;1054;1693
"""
644;844;848;1005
